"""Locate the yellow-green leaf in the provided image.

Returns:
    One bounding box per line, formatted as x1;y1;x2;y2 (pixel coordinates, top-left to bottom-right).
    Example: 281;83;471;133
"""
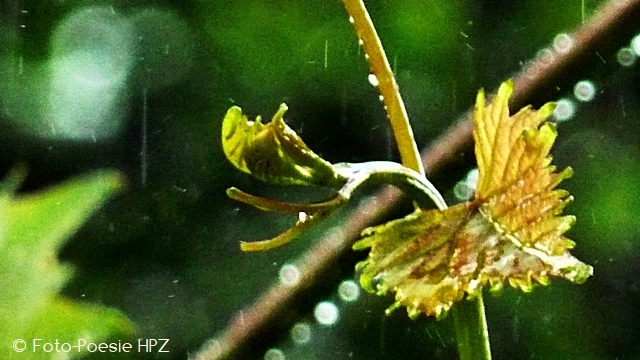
474;80;578;254
354;80;593;318
222;104;345;188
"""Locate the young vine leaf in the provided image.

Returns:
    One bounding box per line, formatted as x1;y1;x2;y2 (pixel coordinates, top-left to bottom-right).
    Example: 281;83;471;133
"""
353;80;593;318
222;103;346;189
221;105;446;252
222;104;352;251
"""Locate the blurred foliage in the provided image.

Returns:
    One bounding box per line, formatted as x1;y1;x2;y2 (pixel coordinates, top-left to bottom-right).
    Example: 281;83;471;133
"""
1;0;639;359
0;169;133;359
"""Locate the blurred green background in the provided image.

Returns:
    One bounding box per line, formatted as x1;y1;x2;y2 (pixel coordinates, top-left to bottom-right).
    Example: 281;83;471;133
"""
1;0;639;359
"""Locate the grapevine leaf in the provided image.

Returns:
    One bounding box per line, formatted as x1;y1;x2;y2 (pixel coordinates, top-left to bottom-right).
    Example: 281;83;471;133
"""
222;104;353;251
354;80;593;318
222;104;346;188
0;170;134;358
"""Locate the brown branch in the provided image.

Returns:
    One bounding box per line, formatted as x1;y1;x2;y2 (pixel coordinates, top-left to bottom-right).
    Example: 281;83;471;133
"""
193;0;640;358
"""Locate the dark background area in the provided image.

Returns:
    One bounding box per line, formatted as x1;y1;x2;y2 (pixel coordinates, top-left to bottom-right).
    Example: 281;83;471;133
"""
1;0;639;359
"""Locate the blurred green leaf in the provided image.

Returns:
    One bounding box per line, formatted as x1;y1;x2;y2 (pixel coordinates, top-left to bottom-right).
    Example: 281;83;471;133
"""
0;169;134;359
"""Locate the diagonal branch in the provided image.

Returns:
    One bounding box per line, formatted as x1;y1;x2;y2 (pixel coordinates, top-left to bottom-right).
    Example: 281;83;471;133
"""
193;0;640;358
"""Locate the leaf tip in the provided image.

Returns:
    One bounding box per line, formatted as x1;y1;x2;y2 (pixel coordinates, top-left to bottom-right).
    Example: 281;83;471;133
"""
539;101;557;118
475;87;486;108
108;170;128;192
500;78;515;96
274;103;289;120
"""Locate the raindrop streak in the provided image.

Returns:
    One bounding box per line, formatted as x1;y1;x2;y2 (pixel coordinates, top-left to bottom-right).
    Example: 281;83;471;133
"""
290;322;312;345
573;80;596;102
324;40;328;69
368;73;379;87
264;348;285;360
314;301;339;326
337;280;360;302
553;98;576;122
17;55;23;75
141;87;148;186
278;264;300;287
616;47;636;67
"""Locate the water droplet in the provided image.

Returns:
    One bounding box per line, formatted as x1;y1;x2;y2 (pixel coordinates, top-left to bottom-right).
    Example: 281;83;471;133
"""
453;181;474;201
378;95;384;102
348;16;354;24
279;264;300;287
573;80;596;102
358;38;364;46
367;73;379;87
536;48;554;66
290;322;312;344
552;98;576;122
314;301;339;326
201;339;222;357
522;60;538;79
465;168;479;186
338;280;360;302
264;348;285;360
298;212;308;222
616;47;636;67
552;33;573;54
631;33;640;56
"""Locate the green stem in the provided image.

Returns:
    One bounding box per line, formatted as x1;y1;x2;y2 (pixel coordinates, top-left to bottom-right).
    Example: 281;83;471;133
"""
341;1;492;359
453;295;492;360
333;161;445;209
341;0;424;175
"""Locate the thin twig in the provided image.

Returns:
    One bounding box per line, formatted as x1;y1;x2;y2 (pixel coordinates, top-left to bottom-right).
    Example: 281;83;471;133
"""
193;0;640;358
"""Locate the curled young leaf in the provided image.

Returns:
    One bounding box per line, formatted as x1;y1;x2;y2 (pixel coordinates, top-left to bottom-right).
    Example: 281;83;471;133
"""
222;104;346;188
354;80;593;319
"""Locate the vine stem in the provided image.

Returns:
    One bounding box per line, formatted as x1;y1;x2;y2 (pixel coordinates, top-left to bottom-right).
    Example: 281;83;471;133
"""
340;0;424;176
453;294;492;360
341;1;490;359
